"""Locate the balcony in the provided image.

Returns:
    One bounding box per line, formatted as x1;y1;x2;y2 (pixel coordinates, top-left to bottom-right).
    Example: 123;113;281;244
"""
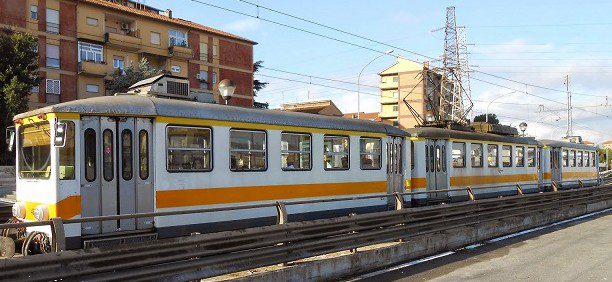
168;43;193;60
380;96;398;105
78;61;108;77
104;31;142;51
380;81;399;90
379;111;399;119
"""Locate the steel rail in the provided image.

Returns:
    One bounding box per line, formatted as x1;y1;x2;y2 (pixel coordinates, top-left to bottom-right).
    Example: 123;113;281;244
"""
1;186;610;281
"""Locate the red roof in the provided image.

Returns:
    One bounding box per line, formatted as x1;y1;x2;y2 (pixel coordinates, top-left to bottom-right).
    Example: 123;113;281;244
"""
81;0;256;44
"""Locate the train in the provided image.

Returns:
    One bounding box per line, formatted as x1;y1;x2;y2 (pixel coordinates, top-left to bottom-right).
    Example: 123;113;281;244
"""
4;95;600;253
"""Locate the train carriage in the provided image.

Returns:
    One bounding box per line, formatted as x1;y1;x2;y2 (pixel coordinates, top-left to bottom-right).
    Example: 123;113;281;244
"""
540;140;599;189
406;127;543;204
9;95;409;250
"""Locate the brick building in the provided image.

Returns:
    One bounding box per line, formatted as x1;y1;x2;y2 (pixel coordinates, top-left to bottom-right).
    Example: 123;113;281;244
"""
0;0;256;109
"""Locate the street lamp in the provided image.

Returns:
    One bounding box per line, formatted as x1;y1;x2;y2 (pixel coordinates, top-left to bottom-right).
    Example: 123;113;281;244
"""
486;90;516;123
219;79;236;105
519;122;527;137
357;49;394;119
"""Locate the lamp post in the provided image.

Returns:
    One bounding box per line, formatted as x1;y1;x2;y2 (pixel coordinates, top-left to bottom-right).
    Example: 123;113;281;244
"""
357;49;394;119
218;79;236;105
486;90;516;123
519;122;527;137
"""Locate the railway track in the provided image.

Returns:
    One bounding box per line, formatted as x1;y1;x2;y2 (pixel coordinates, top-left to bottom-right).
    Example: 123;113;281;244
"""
1;184;610;281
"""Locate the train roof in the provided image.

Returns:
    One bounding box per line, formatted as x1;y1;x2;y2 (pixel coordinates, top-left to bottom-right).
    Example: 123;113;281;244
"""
15;95;408;136
405;127;541;146
539;139;597;151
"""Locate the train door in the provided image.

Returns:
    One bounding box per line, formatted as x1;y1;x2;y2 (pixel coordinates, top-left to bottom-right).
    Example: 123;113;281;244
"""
537;147;543;185
426;139;448;199
80;116;101;235
80;116;154;235
386;137;404;197
551;147;561;183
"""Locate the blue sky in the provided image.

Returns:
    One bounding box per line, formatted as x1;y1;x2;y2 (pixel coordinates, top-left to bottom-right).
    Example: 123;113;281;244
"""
147;0;612;143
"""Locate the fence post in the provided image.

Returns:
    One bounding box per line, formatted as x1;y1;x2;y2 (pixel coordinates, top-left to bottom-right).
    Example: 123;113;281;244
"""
275;201;287;225
393;192;404;210
552;181;559;192
50;218;66;252
466;187;475;201
516;184;524;196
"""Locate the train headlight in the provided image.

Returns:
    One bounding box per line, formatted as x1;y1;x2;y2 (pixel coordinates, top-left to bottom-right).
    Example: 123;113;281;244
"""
33;205;49;221
12;202;26;219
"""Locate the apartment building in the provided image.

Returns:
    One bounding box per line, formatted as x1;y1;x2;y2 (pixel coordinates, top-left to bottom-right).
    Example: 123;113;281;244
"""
0;0;256;109
378;58;440;129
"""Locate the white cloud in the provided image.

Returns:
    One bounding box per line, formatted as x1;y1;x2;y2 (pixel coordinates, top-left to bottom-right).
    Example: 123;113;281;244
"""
223;18;261;33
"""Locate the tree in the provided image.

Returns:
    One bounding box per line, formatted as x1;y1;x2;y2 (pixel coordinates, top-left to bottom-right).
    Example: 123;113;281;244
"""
0;29;39;165
105;58;161;95
253;60;268;96
473;113;499;124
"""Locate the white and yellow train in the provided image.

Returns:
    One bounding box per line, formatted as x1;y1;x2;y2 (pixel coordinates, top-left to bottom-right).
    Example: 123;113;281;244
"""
5;95;600;251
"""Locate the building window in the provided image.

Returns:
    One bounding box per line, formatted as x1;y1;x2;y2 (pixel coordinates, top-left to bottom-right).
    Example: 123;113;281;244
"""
30;5;38;20
170;65;181;73
168;29;187;47
113;57;125;70
45;79;60;94
86;17;98;26
392;105;399;112
166;126;212;172
487;144;498;167
78;42;103;63
527;147;536;167
515;146;525;167
230;129;267;171
471;143;483;167
212;72;217;84
150;32;161;45
452;142;465;168
46;8;59;34
324;135;349;170
360;138;381;170
32;86;39;93
392;76;399;82
200;42;208;59
502;145;512;167
86;84;99;93
393;91;398;98
46;44;60;68
281;133;311;170
59;121;75;180
562;149;568;167
212;44;218;57
198;70;208;89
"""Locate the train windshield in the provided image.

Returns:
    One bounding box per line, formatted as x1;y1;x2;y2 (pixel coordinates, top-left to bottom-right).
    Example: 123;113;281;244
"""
18;122;52;179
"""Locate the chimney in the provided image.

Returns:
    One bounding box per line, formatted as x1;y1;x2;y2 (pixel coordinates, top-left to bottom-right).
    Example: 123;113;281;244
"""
165;9;173;18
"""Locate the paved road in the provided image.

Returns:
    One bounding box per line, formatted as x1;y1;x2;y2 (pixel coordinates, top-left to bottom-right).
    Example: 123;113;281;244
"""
355;210;612;282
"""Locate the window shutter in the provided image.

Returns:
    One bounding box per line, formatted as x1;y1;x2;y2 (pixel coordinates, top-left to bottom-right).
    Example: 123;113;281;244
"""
45;79;54;93
55;80;61;94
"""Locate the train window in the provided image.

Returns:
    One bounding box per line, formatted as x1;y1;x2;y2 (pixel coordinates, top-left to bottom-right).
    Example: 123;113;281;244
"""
435;145;441;172
502;145;512;167
102;129;114;181
360;138;381;170
527;147;536;167
425;145;429;172
18;122;52;179
562;149;568;167
578;151;584;167
429;145;435;172
230;129;267;171
515;146;525;167
441;145;447;172
411;141;415;170
324;135;349;170
570;150;576;167
281;133;311;171
139;130;149;180
452;142;465;168
84;128;96;182
487;144;498;167
167;126;212;172
59;121;75;180
585;151;590;167
121;130;133;180
592;152;596;167
471;143;483;167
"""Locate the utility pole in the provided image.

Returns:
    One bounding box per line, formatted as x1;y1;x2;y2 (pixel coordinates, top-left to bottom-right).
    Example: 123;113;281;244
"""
565;75;573;137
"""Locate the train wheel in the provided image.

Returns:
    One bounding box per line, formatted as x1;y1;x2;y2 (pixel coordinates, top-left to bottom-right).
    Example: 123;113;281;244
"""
0;236;15;258
22;231;51;256
0;218;26;240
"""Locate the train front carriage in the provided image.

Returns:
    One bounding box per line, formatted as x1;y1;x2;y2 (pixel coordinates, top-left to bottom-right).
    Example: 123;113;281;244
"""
9;95;410;251
407;127;543;204
540;140;599;189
